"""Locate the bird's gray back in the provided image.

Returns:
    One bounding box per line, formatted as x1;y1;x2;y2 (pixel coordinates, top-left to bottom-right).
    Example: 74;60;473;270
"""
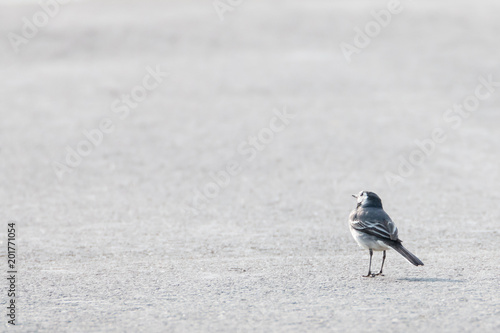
349;207;400;241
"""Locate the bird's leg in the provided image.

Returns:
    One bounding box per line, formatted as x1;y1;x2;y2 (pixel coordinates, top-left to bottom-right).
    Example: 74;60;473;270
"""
363;249;374;277
375;250;386;276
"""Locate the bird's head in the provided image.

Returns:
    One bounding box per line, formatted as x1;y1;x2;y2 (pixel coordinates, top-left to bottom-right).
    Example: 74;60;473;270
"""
352;191;383;209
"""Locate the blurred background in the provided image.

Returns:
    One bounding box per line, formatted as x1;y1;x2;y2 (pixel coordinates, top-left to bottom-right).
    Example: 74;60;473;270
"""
0;0;499;331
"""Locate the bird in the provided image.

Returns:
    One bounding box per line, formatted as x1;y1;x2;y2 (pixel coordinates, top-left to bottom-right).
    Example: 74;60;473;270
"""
349;191;423;277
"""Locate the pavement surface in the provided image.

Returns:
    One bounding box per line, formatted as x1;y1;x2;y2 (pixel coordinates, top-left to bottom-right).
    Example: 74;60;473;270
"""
0;0;499;332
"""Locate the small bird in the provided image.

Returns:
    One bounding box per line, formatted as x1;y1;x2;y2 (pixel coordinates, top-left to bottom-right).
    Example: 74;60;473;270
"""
349;191;423;277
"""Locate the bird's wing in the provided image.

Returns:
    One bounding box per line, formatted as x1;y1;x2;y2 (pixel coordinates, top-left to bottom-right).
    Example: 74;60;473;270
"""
350;214;399;241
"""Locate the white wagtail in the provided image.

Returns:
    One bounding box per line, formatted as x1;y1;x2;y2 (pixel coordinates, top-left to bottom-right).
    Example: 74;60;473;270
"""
349;191;423;277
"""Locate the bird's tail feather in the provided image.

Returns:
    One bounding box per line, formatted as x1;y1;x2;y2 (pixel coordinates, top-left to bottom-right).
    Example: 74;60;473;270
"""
388;242;424;266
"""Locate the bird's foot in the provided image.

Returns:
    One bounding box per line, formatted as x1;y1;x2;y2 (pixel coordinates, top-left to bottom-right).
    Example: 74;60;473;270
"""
363;273;376;278
374;272;384;276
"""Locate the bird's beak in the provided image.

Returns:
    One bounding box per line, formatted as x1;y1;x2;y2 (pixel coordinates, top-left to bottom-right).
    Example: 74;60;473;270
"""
352;194;358;198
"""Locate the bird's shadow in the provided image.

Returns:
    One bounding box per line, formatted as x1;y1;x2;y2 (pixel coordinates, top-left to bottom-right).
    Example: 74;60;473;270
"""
398;277;465;283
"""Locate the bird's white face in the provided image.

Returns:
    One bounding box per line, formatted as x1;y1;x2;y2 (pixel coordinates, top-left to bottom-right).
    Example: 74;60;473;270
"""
353;191;367;204
352;191;382;209
357;191;366;203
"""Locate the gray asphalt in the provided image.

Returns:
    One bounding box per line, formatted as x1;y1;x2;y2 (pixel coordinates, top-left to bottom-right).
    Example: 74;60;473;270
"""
0;0;499;332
